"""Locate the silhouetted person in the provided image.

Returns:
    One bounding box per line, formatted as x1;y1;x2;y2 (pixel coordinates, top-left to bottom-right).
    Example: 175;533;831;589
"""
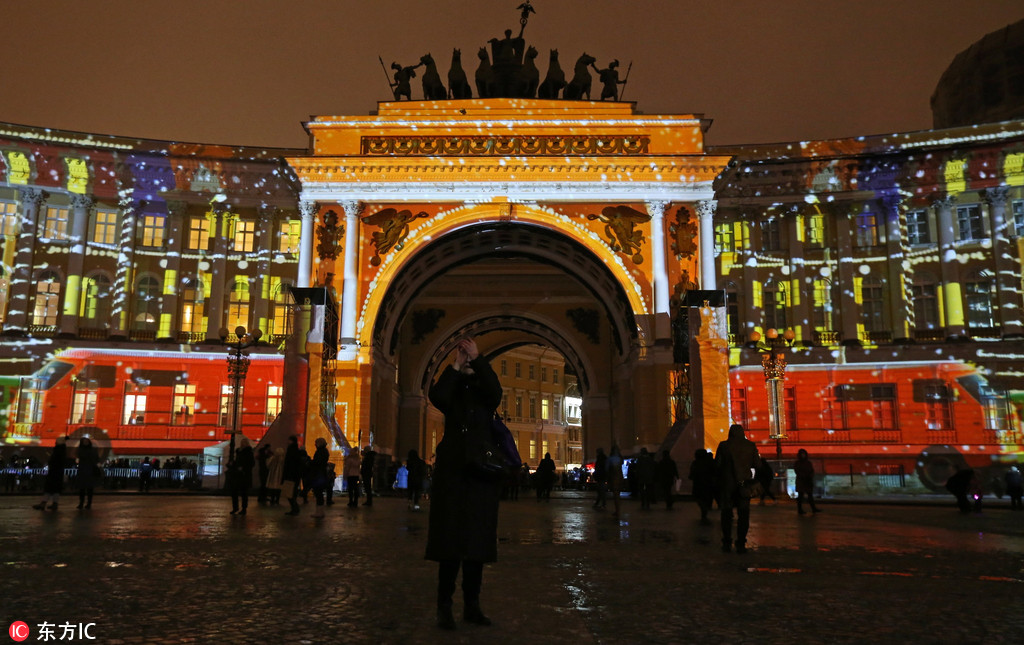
635;447;656;510
756;456;777;505
282;434;303;516
536;452;555;501
607;445;624;519
256;443;272;504
593;447;608;509
139;457;153;493
1006;466;1023;511
229;437;255;516
656;449;679;510
310;437;330;518
793;449;819;515
715;424;761;553
946;468;979;514
426;336;503;630
408;449;427;510
361;445;377;506
344;447;361;507
689;449;715;524
33;436;67;511
75;437;99;510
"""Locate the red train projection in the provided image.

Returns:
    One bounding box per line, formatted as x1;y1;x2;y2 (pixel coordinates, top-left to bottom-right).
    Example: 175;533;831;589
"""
730;361;1023;491
4;348;285;456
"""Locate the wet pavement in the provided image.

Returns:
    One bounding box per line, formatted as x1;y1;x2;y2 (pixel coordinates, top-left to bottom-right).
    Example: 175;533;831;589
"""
1;492;1023;644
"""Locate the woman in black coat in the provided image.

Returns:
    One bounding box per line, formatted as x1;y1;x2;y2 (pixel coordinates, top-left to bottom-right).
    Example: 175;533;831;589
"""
282;435;303;516
75;437;100;509
425;337;502;630
33;436;67;511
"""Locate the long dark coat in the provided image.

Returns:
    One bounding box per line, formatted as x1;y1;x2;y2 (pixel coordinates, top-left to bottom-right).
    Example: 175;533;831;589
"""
76;443;100;489
44;443;67;495
425;355;503;563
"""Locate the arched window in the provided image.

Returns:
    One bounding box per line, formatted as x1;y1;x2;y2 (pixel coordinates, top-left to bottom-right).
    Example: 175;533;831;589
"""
132;275;160;331
226;278;250;331
270;280;293;339
180;278;205;335
81;273;112;328
812;278;835;332
910;272;939;330
762;279;788;332
32;270;61;327
724;282;741;341
965;270;995;329
859;275;887;333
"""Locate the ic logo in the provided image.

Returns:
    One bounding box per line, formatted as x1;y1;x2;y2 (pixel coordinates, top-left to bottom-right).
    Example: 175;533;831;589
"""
8;621;30;642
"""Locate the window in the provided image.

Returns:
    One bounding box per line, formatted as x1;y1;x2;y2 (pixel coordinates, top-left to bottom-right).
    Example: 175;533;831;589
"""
528;364;535;380
233;219;256;252
500;360;507;376
923;383;951;431
172;384;196;426
270;283;292;338
812;279;834;332
189;216;211;251
139;214;165;247
541;367;547;382
763;279;788;331
541;397;550;420
42;206;70;241
714;223;735;253
515;395;522;417
92;209;118;245
132;276;160;331
761;219;782;251
266;385;283;425
529;397;537;419
726;285;741;339
219;384;243;428
81;274;112;326
515;362;521;378
965;271;995;329
123;382;147;425
860;276;887;332
906;209;931;245
279;220;301;253
1;200;20;236
911;279;939;329
32;272;61;326
529;438;536;460
227;279;250;331
871;385;897;431
956;204;984;241
552;369;559;385
180;278;205;335
70;381;98;425
806;214;826;248
1013;199;1024;236
855;210;880;247
16;376;44;424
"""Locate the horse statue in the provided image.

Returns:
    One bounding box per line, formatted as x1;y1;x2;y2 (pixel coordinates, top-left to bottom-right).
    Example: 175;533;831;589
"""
475;47;497;99
448;48;472;99
537;49;565;99
514;46;540;98
564;53;596;100
420;53;447;101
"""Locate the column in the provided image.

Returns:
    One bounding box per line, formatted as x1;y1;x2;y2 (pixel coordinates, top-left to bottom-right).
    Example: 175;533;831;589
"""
297;200;317;288
58;194;95;336
205;205;230;340
3;188;47;334
696;199;717;291
109;191;140;338
787;206;810;345
253;205;276;335
833;206;860;345
158;200;187;340
881;193;912;342
646;200;669;339
934;195;965;339
339;200;362;354
985;186;1022;337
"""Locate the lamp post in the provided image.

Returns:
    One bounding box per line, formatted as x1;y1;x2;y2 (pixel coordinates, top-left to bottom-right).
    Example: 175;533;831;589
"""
749;328;794;461
221;325;262;464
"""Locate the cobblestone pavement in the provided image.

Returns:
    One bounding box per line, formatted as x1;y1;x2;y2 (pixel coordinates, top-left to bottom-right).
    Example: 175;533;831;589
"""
1;492;1023;645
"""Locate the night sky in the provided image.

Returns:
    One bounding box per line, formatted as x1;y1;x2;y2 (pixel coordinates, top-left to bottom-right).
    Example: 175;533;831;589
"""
2;0;1023;149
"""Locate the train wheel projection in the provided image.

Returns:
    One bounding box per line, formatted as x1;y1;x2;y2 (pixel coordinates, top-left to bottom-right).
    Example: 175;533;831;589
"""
915;445;967;492
67;427;112;461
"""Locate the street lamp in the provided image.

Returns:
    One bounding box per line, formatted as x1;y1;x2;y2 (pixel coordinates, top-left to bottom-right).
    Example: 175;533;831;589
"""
220;325;262;463
749;328;794;461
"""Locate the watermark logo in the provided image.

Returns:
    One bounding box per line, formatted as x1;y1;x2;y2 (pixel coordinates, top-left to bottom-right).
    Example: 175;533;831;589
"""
9;622;30;642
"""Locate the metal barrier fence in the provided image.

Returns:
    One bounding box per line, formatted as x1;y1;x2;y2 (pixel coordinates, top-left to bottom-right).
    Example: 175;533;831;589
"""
0;466;201;492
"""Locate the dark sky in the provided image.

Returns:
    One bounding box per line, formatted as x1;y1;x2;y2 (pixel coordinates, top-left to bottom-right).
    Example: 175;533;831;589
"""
2;1;1023;149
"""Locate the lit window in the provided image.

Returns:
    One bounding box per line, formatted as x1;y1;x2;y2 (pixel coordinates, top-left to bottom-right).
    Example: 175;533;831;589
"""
172;384;196;426
266;385;283;425
529;438;536;460
16;376;44;424
956;204;984;242
855;211;880;247
965;271;995;329
763;279;788;331
270;283;292;338
92;209;119;245
132;276;160;331
279;220;301;254
1;200;20;236
714;223;735;253
227;279;250;331
139;214;165;247
812;279;834;332
32;272;61;326
870;385;897;431
42;206;70;241
180;278;205;335
219;384;243;428
806;214;826;247
123;382;147;425
906;210;930;245
70;381;98;425
81;274;112;325
515;395;522;417
541;398;550;420
189;216;211;251
233;219;256;252
1012;200;1024;236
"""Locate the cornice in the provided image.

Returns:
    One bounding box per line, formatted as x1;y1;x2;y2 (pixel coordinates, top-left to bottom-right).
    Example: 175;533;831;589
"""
298;180;718;203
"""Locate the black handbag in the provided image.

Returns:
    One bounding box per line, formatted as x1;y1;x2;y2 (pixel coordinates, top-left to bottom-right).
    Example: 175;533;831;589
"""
464;415;520;483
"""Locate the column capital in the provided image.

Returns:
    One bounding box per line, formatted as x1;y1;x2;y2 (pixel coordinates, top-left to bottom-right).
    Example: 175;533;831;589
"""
645;200;668;218
299;200;319;221
165;199;189;219
984;185;1011;207
18;187;48;209
931;194;955;209
339;200;363;219
69;193;94;211
696;199;718;219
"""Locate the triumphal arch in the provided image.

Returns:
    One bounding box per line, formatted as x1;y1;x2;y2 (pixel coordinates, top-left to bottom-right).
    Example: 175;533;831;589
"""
285;98;731;461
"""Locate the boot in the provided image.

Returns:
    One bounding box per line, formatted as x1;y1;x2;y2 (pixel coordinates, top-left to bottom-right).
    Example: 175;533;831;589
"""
464;602;492;626
436;602;456;631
